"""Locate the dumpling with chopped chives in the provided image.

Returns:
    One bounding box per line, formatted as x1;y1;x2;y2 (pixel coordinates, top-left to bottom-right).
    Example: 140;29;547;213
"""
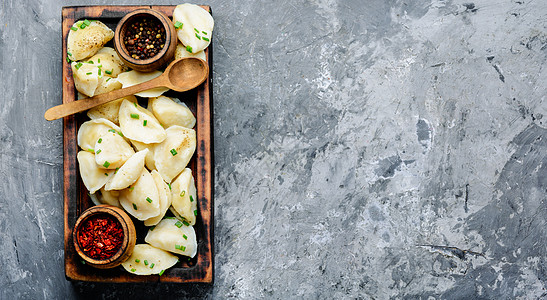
121;244;178;275
154;126;196;183
119;168;161;221
77;151;114;194
67;20;114;61
94;130;135;170
174;42;206;61
71;61;102;97
144;170;173;226
170;168;197;225
77;118;121;152
88;47;128;78
130;139;157;171
87;95;137;125
97;188;122;208
172;4;214;54
119;99;166;144
104;149;148;191
148;96;196;129
145;218;197;258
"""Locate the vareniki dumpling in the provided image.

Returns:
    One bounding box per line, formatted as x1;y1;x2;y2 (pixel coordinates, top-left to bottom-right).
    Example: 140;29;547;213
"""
148;96;196;129
154;126;196;183
174;42;206;61
144;170;173;226
119;100;166;144
104;149;148;190
121;244;178;275
94;130;135;169
77;151;114;194
170;168;197;225
145;218;198;258
77;118;121;151
172;4;214;54
87;95;137;125
119;168;161;221
67;20;114;61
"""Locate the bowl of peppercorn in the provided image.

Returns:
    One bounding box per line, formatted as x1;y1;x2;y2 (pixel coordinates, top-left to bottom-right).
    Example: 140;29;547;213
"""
114;9;178;72
73;205;137;269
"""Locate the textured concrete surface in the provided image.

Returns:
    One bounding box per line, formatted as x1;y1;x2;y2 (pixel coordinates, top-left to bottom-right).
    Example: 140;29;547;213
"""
1;0;546;299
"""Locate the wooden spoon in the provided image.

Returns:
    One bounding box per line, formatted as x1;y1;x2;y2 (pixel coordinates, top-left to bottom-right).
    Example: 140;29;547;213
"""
44;57;209;121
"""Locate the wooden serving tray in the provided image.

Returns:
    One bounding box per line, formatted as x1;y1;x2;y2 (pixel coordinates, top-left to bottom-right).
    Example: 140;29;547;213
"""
62;5;213;283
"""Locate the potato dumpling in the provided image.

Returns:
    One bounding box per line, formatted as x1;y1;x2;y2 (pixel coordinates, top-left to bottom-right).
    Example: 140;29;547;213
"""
68;20;114;61
174;42;206;61
173;4;214;54
148;96;196;129
119;100;166;144
94;130;135;170
104;149;148;191
87;95;137;125
145;218;197;258
77;151;114;194
88;47;128;78
154;126;196;183
121;244;178;275
170;168;197;225
77;118;121;151
144;170;173;226
119;169;161;221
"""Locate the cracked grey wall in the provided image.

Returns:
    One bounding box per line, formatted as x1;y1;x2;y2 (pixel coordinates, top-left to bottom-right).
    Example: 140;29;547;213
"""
1;0;545;299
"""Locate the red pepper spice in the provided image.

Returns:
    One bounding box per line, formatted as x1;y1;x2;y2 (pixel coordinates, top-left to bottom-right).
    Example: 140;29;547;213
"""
77;214;124;260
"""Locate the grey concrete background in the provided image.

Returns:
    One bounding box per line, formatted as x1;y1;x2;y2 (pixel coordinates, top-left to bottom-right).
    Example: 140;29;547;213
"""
1;0;546;299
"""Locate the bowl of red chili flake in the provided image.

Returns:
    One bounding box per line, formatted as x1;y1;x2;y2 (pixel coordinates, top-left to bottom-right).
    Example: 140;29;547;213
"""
73;205;136;269
114;8;178;72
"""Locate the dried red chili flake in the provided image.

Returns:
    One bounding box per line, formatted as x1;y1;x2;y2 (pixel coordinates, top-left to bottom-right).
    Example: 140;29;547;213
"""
77;214;124;260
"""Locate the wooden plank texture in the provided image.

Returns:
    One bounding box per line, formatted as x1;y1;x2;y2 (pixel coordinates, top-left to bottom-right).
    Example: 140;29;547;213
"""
62;5;213;283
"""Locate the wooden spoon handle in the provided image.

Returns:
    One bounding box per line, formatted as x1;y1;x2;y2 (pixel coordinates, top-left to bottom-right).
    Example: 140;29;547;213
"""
44;76;167;121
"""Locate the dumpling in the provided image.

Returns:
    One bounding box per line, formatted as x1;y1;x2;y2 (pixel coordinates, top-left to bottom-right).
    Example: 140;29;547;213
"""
94;130;135;169
104;149;148;190
154;126;196;183
119;168;161;221
97;188;122;208
144;170;173;226
71;61;101;97
77;151;114;194
67;20;114;61
145;218;197;257
87;95;137;125
121;244;178;275
174;42;206;61
119;100;166;144
130;139;157;171
88;47;128;78
77;118;121;151
170;168;197;225
117;70;169;98
148;96;196;129
172;4;214;54
93;76;122;96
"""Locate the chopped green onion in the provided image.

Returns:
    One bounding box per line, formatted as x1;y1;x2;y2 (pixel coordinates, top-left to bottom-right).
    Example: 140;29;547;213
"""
87;148;94;154
97;58;101;63
202;31;207;35
181;245;186;251
195;33;201;40
98;69;101;76
66;56;71;63
131;268;136;272
105;69;112;75
174;21;183;29
83;19;91;26
194;210;197;216
186;45;193;53
190;195;194;202
170;149;178;156
130;113;140;119
118;131;124;137
106;77;111;82
97;64;102;68
167;183;171;190
146;197;153;203
134;102;138;108
97;138;102;143
108;129;116;133
164;217;176;220
129;186;134;191
135;259;140;263
144;260;149;265
75;62;83;69
96;149;101;154
194;28;199;33
86;72;92;75
175;221;183;228
143;120;147;126
103;161;110;168
159;269;165;276
175;244;181;250
180;190;185;197
114;167;119;174
183;220;189;226
88;60;93;64
183;234;188;240
79;23;86;29
149;225;156;231
81;260;85;264
71;26;78;31
132;203;137;210
150;263;155;269
67;51;72;56
202;37;210;42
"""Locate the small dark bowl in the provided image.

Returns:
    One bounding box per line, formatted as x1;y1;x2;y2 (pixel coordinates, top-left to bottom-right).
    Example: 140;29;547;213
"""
114;9;178;72
73;205;136;269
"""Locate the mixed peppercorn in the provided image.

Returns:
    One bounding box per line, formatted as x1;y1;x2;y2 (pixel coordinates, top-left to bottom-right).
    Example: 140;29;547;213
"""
123;17;166;60
77;214;124;260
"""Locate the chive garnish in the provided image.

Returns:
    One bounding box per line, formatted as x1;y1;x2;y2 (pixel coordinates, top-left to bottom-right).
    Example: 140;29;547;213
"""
181;246;186;251
114;167;119;174
97;58;101;63
106;77;111;82
183;234;188;240
83;19;91;26
159;269;165;276
150;263;155;269
118;131;124;137
105;69;112;75
175;244;181;250
88;60;93;64
170;149;178;156
97;138;102;143
131;268;136;272
108;129;116;133
79;23;86;29
146;197;152;203
129;186;135;191
202;37;210;42
182;220;189;226
135;259;140;263
180;190;185;197
189;195;194;202
71;26;78;31
75;62;83;69
144;260;149;265
133;203;137;210
86;72;92;75
194;28;199;33
130;113;139;119
98;69;101;76
202;31;207;35
149;225;156;231
143;120;147;126
186;45;193;53
87;148;94;154
174;21;183;29
175;221;183;228
134;102;138;108
103;161;110;168
195;33;201;40
95;149;101;154
66;56;71;63
167;183;171;190
194;209;197;216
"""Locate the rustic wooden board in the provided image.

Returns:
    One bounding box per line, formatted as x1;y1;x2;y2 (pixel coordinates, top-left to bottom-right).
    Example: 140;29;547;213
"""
62;5;213;283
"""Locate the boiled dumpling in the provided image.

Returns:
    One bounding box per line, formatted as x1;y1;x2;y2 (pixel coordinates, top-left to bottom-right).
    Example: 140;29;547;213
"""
121;244;178;275
174;42;206;61
77;118;121;151
172;4;214;54
88;47;128;78
97;188;122;208
77;151;114;194
117;70;169;98
119;100;166;144
154;126;196;183
94;130;135;169
93;76;122;96
104;149;148;190
71;61;101;97
145;218;197;257
87;95;137;125
144;170;173;226
130;139;157;171
119;169;161;221
170;168;197;225
148;96;196;129
67;20;114;61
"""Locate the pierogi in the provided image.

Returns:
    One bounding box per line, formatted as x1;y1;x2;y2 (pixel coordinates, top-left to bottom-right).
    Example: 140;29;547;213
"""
148;96;196;129
67;20;114;61
145;218;197;258
121;244;178;275
172;4;214;54
154;126;196;183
